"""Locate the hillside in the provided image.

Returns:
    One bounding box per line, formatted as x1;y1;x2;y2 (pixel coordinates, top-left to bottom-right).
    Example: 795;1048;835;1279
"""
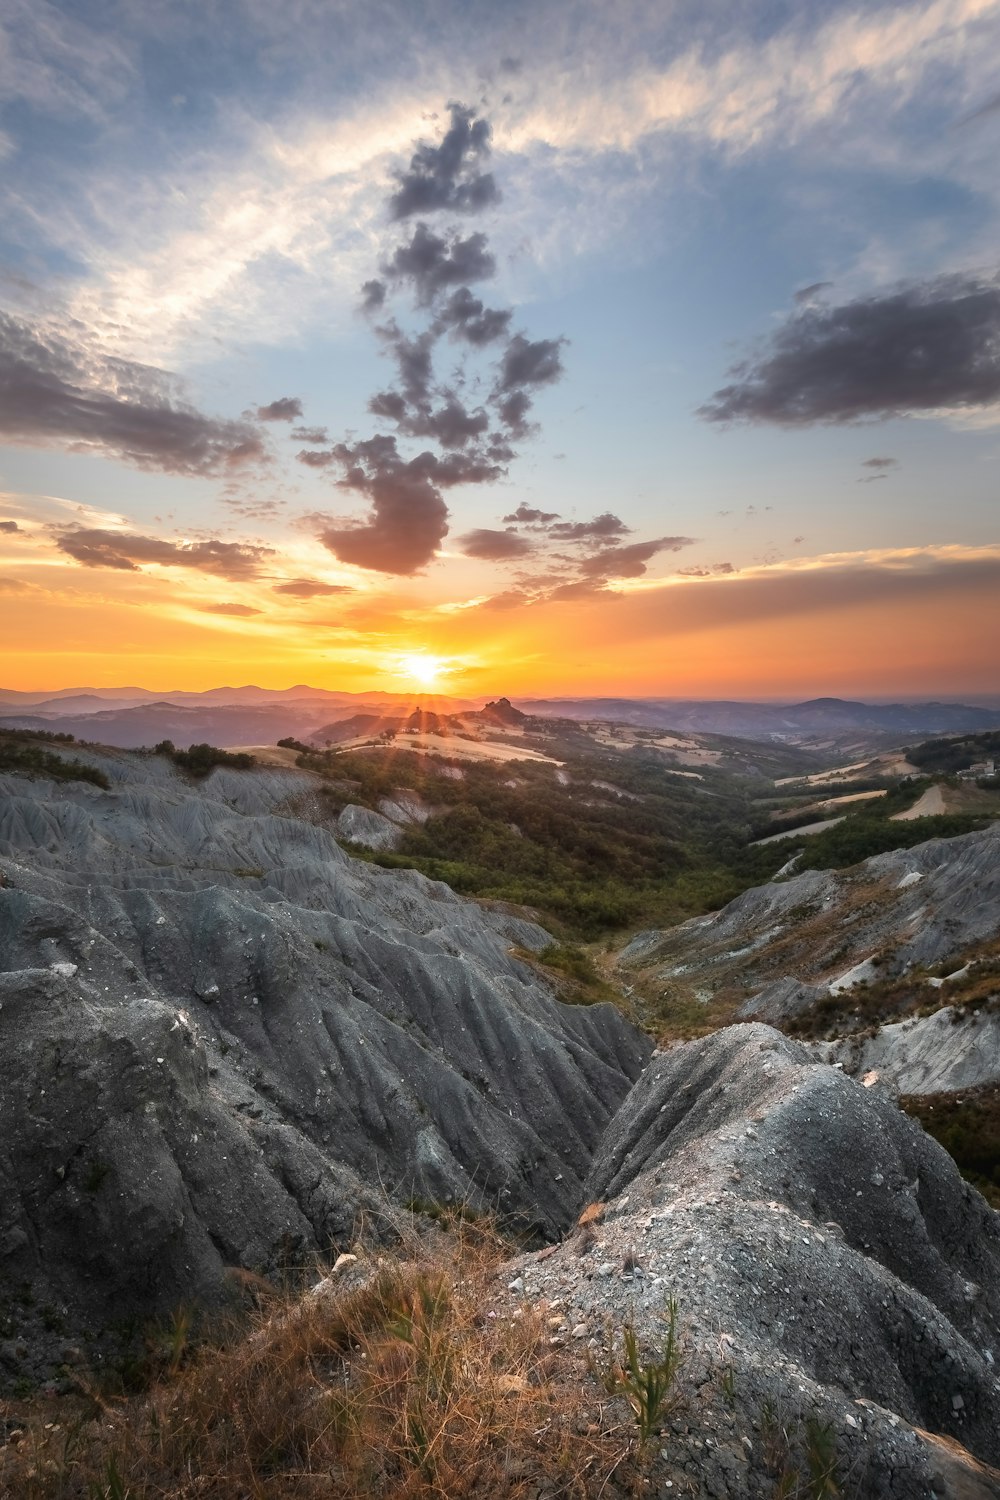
2;735;1000;1496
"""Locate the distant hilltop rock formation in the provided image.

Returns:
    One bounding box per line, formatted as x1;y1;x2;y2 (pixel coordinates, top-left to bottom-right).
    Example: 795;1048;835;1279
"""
0;746;649;1383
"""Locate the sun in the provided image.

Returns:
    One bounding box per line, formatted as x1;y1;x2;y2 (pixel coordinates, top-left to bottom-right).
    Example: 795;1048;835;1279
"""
394;652;449;690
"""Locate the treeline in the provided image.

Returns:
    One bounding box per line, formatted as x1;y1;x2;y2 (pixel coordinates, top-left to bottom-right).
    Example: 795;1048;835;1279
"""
307;745;763;937
0;730;110;789
153;740;256;777
908;730;1000;774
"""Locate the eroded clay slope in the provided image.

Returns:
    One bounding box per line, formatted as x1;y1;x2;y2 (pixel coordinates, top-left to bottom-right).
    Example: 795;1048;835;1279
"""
0;751;649;1382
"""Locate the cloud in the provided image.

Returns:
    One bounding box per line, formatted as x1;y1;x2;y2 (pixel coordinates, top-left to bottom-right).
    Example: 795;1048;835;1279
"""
0;311;266;473
677;562;735;577
548;512;631;544
546;577;617;602
457;528;534;560
862;456;898;468
290;425;328;443
316;104;566;574
857;473;889;483
700;273;1000;426
497;335;566;393
502;504;560;524
198;602;262;616
317;435;502;574
580;537;696;578
0;576;31;592
272;577;353;597
56;527;272;579
257;396;303;421
360;279;386;313
793;282;832;305
388;103;499;222
383;223;495;305
437;287;511;346
0;519;20;533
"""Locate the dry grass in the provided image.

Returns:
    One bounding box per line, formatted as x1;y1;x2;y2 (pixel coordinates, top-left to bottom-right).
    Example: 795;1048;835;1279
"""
0;1224;652;1499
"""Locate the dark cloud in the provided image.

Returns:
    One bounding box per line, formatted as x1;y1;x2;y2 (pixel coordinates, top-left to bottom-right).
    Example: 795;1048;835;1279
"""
580;537;696;578
438;287;512;346
494;389;534;440
296;448;336;468
0;519;20;533
56;528;272;580
0;577;31;592
858;473;888;483
198;602;261;617
388;104;499;222
384;224;495;305
273;577;354;597
793;282;832;305
677;562;735;577
502;504;560;524
457;528;534;560
290;425;328;444
0;311;265;474
548;512;631;545
862;456;897;468
319;107;566;575
700;273;1000;426
317;435;502;574
257;396;302;421
360;279;386;313
497;334;566;392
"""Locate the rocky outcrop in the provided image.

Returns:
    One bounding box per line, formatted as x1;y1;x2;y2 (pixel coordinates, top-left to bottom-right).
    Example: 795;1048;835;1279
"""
620;823;1000;1023
0;751;650;1383
819;1007;1000;1095
507;1024;1000;1496
335;801;404;850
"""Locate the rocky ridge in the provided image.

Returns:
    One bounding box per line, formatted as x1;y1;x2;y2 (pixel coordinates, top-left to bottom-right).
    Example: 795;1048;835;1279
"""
0;749;648;1382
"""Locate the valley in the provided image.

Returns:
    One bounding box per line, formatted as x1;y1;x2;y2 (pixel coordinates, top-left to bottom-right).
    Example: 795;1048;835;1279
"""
1;706;1000;1497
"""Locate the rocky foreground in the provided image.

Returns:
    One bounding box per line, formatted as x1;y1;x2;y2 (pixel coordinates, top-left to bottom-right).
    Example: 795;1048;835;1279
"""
0;749;646;1382
1;749;999;1496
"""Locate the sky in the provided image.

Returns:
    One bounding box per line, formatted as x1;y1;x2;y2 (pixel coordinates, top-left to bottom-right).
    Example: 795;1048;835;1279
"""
1;0;999;699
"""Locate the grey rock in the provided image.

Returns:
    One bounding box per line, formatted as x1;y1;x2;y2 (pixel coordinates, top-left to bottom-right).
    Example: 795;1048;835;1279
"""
335;802;404;851
0;752;650;1380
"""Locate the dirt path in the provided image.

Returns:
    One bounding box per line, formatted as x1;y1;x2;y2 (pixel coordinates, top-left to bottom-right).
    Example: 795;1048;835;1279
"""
892;783;946;819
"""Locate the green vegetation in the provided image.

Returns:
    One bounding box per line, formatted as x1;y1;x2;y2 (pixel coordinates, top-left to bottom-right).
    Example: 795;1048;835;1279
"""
0;729;110;789
297;743;996;941
907;730;1000;775
598;1299;682;1442
153;740;256;776
303;743;763;938
902;1085;1000;1208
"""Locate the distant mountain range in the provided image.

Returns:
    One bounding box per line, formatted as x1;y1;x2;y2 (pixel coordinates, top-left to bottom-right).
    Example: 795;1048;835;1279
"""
514;695;1000;739
1;685;998;749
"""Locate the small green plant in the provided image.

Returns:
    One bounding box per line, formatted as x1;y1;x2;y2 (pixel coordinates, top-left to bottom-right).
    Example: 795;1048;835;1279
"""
601;1298;681;1442
804;1416;840;1498
88;1455;129;1500
720;1363;737;1406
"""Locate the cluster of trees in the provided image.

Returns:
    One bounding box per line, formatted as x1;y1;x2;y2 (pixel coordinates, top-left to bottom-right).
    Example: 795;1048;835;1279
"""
153;740;256;777
0;730;110;789
908;730;1000;775
309;744;763;937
